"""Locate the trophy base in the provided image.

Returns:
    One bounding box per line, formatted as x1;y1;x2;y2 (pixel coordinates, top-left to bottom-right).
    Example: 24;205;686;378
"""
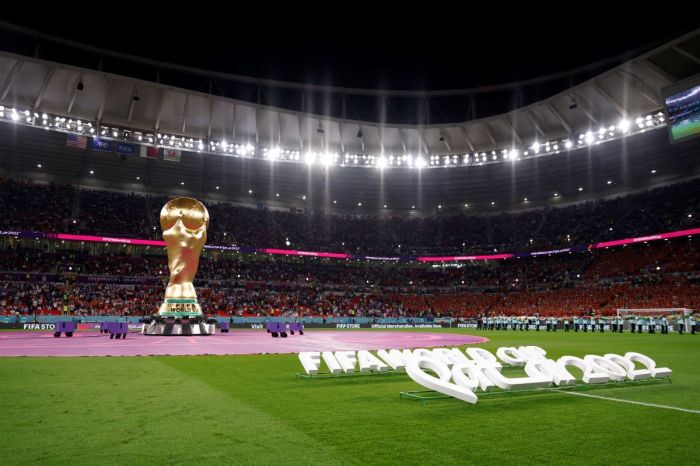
158;298;202;318
142;316;215;336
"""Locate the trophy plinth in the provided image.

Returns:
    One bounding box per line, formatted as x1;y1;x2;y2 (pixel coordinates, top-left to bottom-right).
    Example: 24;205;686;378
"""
143;197;214;336
158;298;202;317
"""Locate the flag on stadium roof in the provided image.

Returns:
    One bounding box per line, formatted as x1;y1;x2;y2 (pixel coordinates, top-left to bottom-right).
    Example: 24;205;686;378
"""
162;149;181;162
65;133;87;149
139;145;159;158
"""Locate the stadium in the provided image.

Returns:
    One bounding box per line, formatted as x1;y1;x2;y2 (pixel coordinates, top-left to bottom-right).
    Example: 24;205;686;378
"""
1;14;700;465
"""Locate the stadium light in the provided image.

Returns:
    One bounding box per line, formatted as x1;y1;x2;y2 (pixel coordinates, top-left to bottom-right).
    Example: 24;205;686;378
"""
268;147;280;159
321;153;333;167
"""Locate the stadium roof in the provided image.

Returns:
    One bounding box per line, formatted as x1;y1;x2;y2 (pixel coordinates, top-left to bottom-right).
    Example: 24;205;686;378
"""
1;20;700;214
0;22;699;162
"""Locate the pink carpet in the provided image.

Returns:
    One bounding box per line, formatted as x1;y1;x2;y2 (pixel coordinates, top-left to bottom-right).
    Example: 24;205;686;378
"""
0;330;488;357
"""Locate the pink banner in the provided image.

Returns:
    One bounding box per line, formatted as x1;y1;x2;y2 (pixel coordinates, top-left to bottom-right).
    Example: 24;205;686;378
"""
592;227;700;249
417;254;513;262
56;233;165;247
260;248;351;259
34;226;700;262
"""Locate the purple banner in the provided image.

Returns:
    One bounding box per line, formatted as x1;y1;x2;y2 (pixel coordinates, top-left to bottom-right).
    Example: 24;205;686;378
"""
76;275;158;285
0;272;60;282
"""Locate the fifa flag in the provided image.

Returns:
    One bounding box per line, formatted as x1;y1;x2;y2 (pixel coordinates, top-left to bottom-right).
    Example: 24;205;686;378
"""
117;142;137;156
162;149;181;162
65;133;87;149
139;145;159;158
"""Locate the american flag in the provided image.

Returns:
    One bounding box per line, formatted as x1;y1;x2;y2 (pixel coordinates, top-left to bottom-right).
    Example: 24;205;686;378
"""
65;133;87;149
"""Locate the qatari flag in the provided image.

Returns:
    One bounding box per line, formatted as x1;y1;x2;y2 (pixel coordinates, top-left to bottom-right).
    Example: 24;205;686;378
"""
139;145;159;158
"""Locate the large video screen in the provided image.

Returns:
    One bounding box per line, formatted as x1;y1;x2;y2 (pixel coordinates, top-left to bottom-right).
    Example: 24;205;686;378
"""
664;76;700;143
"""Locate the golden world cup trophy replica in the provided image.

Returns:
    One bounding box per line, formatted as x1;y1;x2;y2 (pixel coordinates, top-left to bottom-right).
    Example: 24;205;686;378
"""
143;197;215;335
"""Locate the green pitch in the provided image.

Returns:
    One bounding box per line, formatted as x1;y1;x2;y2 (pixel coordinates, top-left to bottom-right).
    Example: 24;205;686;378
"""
671;119;700;140
0;329;698;465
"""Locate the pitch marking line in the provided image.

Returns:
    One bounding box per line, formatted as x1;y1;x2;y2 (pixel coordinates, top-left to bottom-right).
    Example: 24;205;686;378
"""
558;390;700;414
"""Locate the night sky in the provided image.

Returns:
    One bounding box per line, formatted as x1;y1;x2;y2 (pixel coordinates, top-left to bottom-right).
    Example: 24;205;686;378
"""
3;10;697;90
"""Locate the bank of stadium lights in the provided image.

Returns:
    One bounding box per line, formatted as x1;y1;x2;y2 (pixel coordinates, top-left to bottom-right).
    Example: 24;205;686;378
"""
262;147;301;162
619;119;631;133
0;106;667;168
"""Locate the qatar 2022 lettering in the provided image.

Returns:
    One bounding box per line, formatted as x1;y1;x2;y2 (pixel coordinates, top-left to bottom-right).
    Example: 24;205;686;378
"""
298;346;671;404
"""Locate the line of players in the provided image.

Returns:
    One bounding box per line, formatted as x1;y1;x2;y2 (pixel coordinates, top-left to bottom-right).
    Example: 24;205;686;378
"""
476;315;697;334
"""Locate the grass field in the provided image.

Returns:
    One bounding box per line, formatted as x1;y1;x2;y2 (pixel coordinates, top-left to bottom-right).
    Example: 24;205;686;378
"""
1;329;699;465
671;118;700;140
